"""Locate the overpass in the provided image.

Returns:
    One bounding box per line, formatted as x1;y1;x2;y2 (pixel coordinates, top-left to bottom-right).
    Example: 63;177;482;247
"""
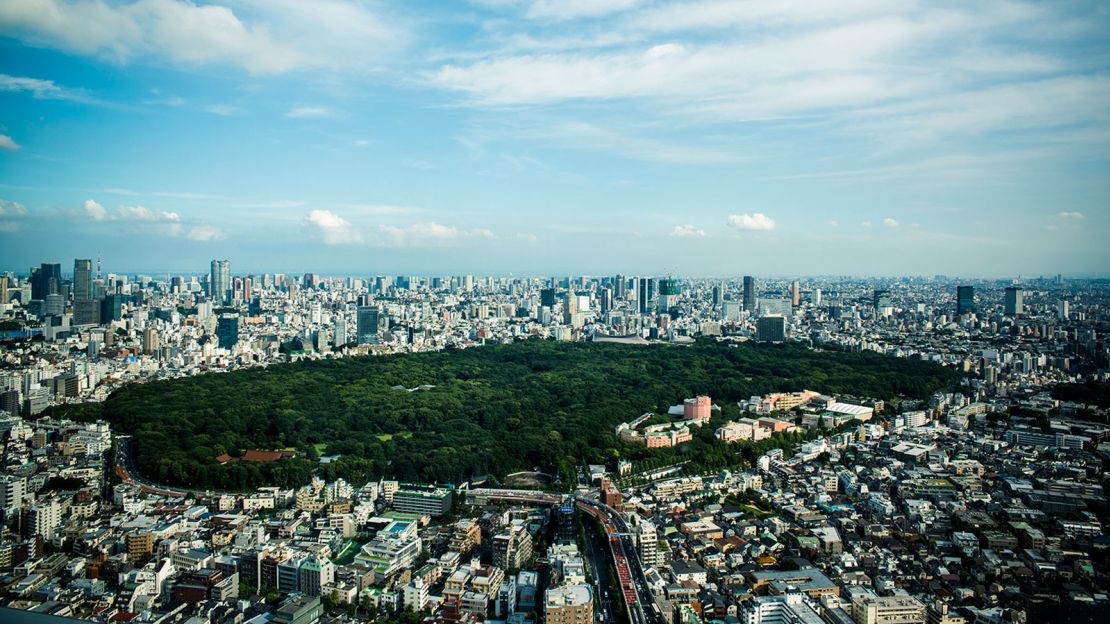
464;488;565;506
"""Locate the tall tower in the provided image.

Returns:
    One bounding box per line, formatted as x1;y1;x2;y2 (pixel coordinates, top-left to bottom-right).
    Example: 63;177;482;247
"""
209;259;231;305
791;280;800;307
1003;287;1024;316
742;276;757;311
73;259;93;301
956;286;975;316
357;306;380;345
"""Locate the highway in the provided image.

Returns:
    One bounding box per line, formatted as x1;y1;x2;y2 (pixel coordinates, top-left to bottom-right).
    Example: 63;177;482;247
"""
576;497;665;624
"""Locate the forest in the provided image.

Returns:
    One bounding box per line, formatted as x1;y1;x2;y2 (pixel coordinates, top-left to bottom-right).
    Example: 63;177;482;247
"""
57;338;959;490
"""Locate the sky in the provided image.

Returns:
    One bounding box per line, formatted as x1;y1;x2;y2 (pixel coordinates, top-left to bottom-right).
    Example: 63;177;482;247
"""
0;0;1108;278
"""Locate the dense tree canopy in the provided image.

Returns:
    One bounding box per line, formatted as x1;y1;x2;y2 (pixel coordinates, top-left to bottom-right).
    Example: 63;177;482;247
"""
81;339;957;489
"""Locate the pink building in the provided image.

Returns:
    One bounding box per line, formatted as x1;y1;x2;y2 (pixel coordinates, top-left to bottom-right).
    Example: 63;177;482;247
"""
684;396;712;423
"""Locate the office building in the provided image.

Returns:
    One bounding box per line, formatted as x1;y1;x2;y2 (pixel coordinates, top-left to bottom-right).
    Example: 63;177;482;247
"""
540;288;556;308
73;299;100;326
492;523;533;572
1004;287;1024;316
217;314;240;350
739;593;824;624
101;294;125;322
757;315;786;342
743;275;757;311
73;259;93;301
31;263;61;300
791;280;800;307
391;484;453;516
210;259;231;304
142;327;160;355
544;584;593;624
637;520;661;567
357;306;380;345
956;286;975;316
851;594;926;624
333;317;347;347
272;594;322;624
658;278;678;313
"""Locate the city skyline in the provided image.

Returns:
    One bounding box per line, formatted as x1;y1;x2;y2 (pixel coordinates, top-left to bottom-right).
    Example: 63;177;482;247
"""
1;1;1109;275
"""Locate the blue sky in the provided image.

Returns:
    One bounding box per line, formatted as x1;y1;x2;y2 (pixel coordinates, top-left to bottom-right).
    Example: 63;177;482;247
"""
1;0;1108;277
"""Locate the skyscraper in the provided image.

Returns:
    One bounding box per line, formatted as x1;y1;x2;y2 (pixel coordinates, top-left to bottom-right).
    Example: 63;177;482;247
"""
333;317;348;347
956;286;975;316
791;280;800;307
356;306;380;345
638;277;649;314
1004;287;1024;316
756;315;786;342
73;259;93;302
31;263;61;300
540;288;556;308
210;259;231;305
743;276;757;311
217;315;240;350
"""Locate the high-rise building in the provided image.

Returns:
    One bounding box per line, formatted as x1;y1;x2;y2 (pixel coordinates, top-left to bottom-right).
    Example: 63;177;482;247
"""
540;288;557;308
956;286;975;316
1004;287;1024;316
217;315;240;350
791;280;800;307
142;327;160;355
31;263;61;300
743;276;757;311
73;259;93;301
637;520;660;567
333;317;348;347
73;300;101;326
357;306;380;345
613;274;627;299
638;277;650;314
757;315;786;342
210;259;231;305
101;294;125;322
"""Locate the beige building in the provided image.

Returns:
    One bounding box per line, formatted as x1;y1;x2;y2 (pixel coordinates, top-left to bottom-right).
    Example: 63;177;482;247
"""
544;584;593;624
851;594;926;624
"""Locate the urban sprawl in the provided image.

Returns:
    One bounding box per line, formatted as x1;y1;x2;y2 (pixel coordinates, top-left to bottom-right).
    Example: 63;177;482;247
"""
0;259;1107;624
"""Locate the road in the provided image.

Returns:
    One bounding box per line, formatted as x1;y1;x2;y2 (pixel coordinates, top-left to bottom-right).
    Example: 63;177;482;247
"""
576;497;665;624
114;435;188;497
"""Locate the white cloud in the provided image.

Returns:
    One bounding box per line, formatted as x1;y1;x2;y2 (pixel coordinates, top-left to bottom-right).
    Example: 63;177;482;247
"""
671;224;705;237
0;73;91;102
116;205;179;222
883;217;898;227
0;199;29;216
83;199;107;221
727;213;776;231
307;209;363;245
1057;211;1084;219
0;0;400;74
379;222;494;246
525;0;640;21
285;106;334;119
186;225;226;241
861;220;873;227
0;134;19;151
